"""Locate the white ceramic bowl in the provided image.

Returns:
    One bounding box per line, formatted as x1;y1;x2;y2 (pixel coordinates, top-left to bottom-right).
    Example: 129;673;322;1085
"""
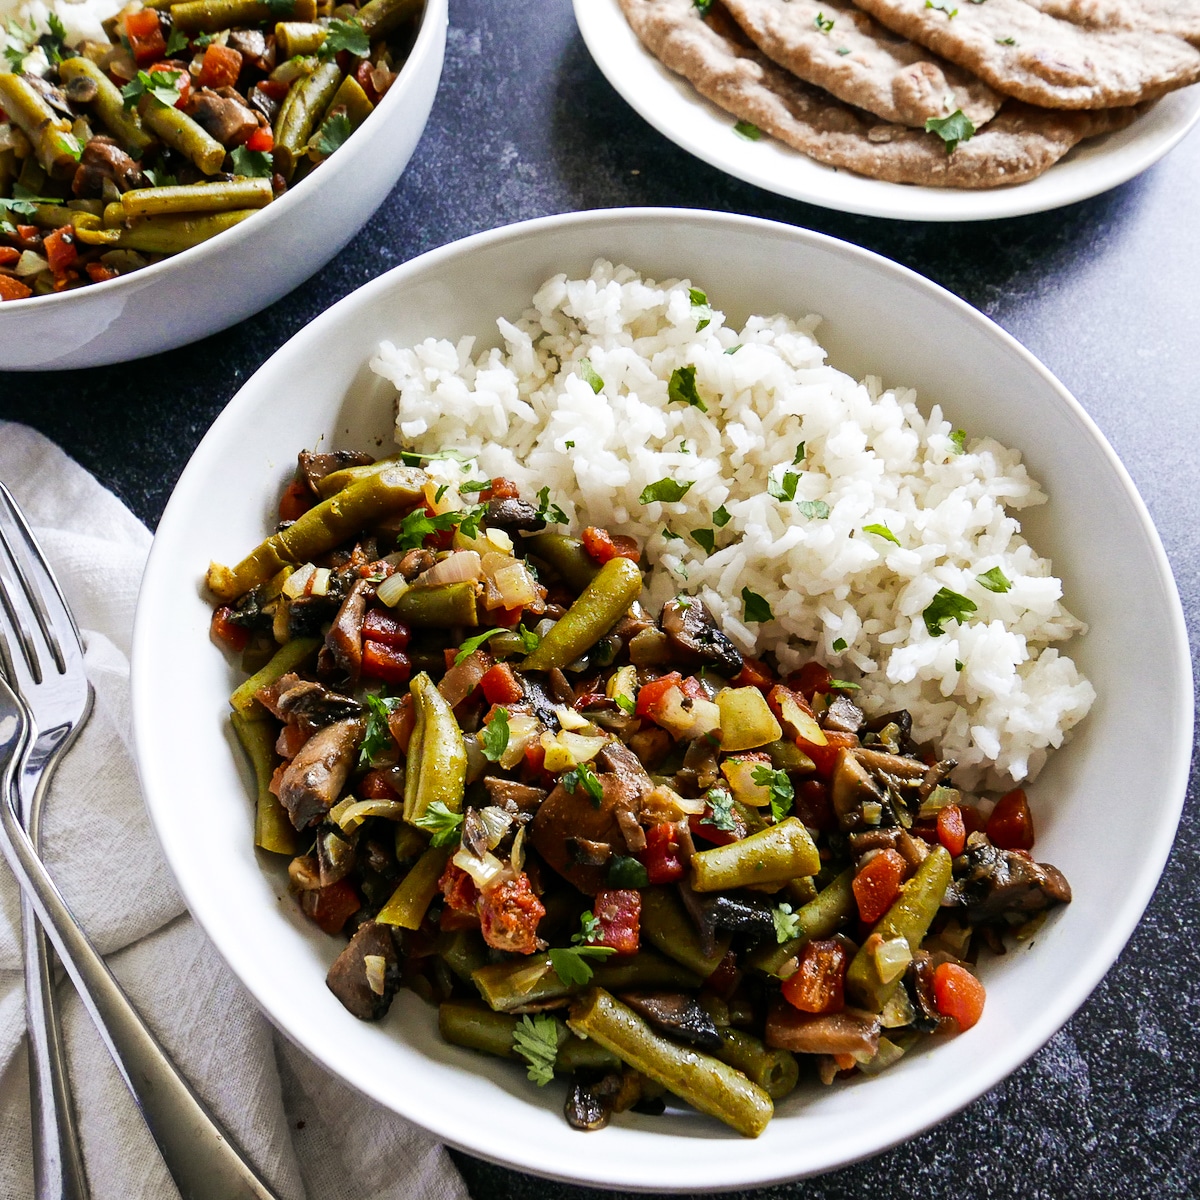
132;209;1193;1191
0;0;446;372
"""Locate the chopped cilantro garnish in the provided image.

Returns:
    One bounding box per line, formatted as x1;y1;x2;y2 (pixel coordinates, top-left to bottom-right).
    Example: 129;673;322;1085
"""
480;706;510;762
773;902;802;942
359;693;400;766
535;486;568;524
662;528;683;541
691;528;716;555
955;659;965;671
141;168;178;188
668;365;708;412
768;470;800;502
742;587;774;624
693;0;714;12
752;765;794;823
836;45;851;54
562;761;604;807
412;800;463;847
725;344;743;354
712;505;732;528
615;693;636;715
701;787;737;833
458;479;492;494
455;627;506;665
517;624;541;653
792;441;806;466
829;679;861;691
512;1013;560;1086
122;69;185;110
639;478;694;505
832;637;847;652
814;11;835;31
165;27;190;55
579;357;604;393
548;944;616;986
996;35;1016;43
565;440;575;449
689;287;713;331
863;522;900;545
319;16;369;58
679;439;689;453
925;0;958;14
797;499;831;520
923;587;978;636
949;428;967;453
312;111;353;158
734;120;761;140
976;566;1012;593
925;111;974;154
573;911;603;945
395;507;460;551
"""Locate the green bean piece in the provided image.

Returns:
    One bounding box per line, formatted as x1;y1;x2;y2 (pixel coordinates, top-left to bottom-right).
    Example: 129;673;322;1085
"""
228;636;321;717
521;556;642;672
437;928;489;982
0;73;82;179
403;671;467;824
74;208;260;252
555;1033;623;1074
590;949;703;992
567;989;773;1138
525;532;601;593
640;886;731;978
392;581;479;628
716;1029;799;1101
25;204;81;232
273;60;342;181
274;20;327;58
57;58;155;157
170;0;317;34
765;738;816;773
324;74;374;128
230;711;298;855
356;0;422;37
314;455;403;498
139;100;227;175
845;845;953;1013
207;465;427;600
120;178;274;220
690;818;821;893
472;955;576;1012
745;867;856;976
375;844;449;928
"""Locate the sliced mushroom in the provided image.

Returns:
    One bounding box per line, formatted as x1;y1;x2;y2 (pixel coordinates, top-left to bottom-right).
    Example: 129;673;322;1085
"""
276;677;364;726
324;578;373;682
830;748;886;832
529;775;630;894
326;921;400;1020
278;716;365;829
564;1079;611;1131
946;834;1072;922
699;892;777;939
297;448;374;493
316;823;357;887
620;991;723;1051
659;596;744;676
485;496;546;533
823;695;865;734
765;1004;881;1057
482;777;547;812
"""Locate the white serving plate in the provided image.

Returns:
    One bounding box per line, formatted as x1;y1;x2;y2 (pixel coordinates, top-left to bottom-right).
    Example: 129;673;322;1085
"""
575;0;1200;222
0;0;447;371
132;208;1193;1190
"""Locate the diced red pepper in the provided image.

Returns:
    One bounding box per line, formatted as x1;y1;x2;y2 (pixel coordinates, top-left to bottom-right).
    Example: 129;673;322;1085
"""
300;880;360;935
42;227;77;276
852;848;906;924
196;42;243;89
144;62;190;107
244;125;274;152
679;675;708;701
937;803;967;856
438;860;480;912
359;769;399;800
688;799;746;847
635;672;682;719
257;78;290;101
209;605;249;652
362;607;411;648
987;788;1035;851
705;950;742;999
479;477;519;501
592;889;641;955
580;525;641;564
477;873;545;954
386;693;415;754
787;661;833;700
15;225;38;242
480;662;524;706
275;722;309;759
640;822;685;884
124;9;166;65
0;275;32;302
733;655;776;691
490;605;523;627
361;640;411;685
781;938;848;1014
85;263;118;284
524;740;546;773
0;247;19;268
278;478;312;522
798;730;859;779
932;962;986;1031
609;534;641;563
794;779;835;832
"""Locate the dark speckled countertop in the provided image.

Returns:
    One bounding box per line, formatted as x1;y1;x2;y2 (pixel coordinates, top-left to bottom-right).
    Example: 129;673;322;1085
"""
2;1;1198;1195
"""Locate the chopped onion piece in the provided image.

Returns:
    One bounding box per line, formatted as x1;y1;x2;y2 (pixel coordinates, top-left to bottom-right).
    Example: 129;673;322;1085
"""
334;798;405;833
673;796;707;815
485;528;514;554
310;567;331;596
494;562;536;608
363;955;387;996
420;550;482;588
452;846;508;890
510;825;526;873
555;705;591;732
479;805;514;849
873;936;913;985
376;572;411;607
282;562;316;598
16;250;49;277
541;730;608;772
499;713;542;769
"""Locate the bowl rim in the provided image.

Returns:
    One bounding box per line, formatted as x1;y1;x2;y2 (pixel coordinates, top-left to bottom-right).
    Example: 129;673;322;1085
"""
0;0;448;316
132;206;1195;1190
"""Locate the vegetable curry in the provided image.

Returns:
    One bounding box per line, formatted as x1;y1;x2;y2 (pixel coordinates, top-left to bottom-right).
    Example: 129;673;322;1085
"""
207;449;1072;1136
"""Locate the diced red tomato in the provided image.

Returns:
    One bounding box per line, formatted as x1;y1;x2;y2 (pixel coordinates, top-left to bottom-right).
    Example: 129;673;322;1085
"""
798;731;859;779
0;276;32;302
733;655;776;691
123;9;166;65
961;804;988;835
438;861;480;912
787;661;833;700
0;247;19;268
209;605;249;652
362;607;410;648
794;779;835;832
635;672;682;719
386;693;415;754
524;740;546;773
15;225;38;242
781;938;848;1014
243;124;274;152
490;605;523;627
359;769;399;800
937;803;967;856
361;641;411;685
300;880;360;935
354;59;382;103
144;62;190;107
705;950;742;999
852;848;906;924
42;227;77;276
479;477;519;501
988;788;1035;851
196;42;243;89
640;822;685;884
592;889;641;955
85;263;118;284
679;675;708;700
932;962;986;1031
477;873;545;954
278;478;311;521
480;662;524;706
275;722;309;759
688;799;746;847
580;525;640;564
257;78;290;101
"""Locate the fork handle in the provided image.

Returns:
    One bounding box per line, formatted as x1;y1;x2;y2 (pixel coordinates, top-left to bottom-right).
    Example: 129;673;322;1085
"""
0;801;280;1200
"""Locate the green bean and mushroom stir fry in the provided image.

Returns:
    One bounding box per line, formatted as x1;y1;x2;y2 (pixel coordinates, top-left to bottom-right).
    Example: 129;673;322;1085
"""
207;450;1073;1137
0;0;422;298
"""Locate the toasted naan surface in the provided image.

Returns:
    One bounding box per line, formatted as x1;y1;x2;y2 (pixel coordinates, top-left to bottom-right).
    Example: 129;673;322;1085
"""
1024;0;1200;48
723;0;1001;126
620;0;1139;187
850;0;1200;107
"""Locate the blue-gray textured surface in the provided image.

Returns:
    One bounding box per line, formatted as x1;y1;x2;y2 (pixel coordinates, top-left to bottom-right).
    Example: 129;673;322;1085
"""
2;1;1198;1195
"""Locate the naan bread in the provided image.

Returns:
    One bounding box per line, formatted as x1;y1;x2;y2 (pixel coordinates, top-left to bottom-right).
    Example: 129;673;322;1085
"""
1024;0;1200;48
620;0;1139;186
723;0;1001;126
849;0;1200;107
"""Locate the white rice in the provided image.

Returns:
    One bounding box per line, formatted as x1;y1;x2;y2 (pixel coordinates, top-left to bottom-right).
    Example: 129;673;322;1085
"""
1;0;117;69
371;260;1095;791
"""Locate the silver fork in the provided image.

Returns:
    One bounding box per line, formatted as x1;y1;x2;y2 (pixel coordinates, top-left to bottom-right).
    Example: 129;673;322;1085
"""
0;483;282;1200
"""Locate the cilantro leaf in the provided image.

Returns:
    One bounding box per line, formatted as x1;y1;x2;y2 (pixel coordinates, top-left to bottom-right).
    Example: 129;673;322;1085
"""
836;45;851;54
734;120;761;140
662;528;682;541
614;693;636;715
976;566;1012;593
561;761;604;807
955;659;964;671
949;428;967;453
312;110;353;158
142;168;178;188
434;483;450;504
701;787;737;833
359;693;399;766
792;441;806;466
742;587;774;623
691;528;716;555
863;522;900;545
923;587;977;637
579;357;604;393
693;0;714;12
639;478;694;505
829;679;861;691
512;1013;560;1086
457;479;491;494
572;911;603;945
768;470;799;502
925;0;958;14
712;505;732;528
535;485;568;524
752;764;794;823
548;945;616;986
121;69;185;110
165;27;190;55
480;706;510;762
814;11;835;31
412;800;463;847
797;499;831;520
230;146;274;178
395;507;458;550
516;623;540;653
319;16;369;57
689;287;712;331
996;35;1016;44
832;637;847;652
725;344;743;355
455;627;506;665
773;902;802;943
668;365;708;413
925;110;974;154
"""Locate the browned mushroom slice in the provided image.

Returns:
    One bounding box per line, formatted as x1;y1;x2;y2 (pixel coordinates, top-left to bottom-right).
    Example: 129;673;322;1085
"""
324;578;373;681
946;834;1072;922
620;991;724;1051
326;921;400;1020
529;774;633;894
660;596;744;676
830;747;886;831
278;716;365;829
765;1003;881;1057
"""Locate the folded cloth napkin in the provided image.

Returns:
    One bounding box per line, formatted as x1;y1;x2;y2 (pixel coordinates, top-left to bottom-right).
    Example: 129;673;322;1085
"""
0;424;469;1200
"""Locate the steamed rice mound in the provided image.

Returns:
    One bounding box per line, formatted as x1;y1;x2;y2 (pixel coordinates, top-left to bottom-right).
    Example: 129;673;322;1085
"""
371;260;1095;790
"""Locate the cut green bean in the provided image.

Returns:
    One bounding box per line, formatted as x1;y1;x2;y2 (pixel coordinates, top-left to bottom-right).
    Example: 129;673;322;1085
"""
716;1029;799;1101
58;57;154;156
640;886;730;978
403;671;466;824
745;867;856;976
74;208;260;252
525;532;601;593
356;0;422;37
139;100;227;175
314;455;403;498
230;710;298;855
121;178;274;219
439;1001;623;1073
690;818;820;892
274;20;327;58
392;580;480;627
0;73;82;179
170;0;317;35
375;844;449;928
273;60;342;181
